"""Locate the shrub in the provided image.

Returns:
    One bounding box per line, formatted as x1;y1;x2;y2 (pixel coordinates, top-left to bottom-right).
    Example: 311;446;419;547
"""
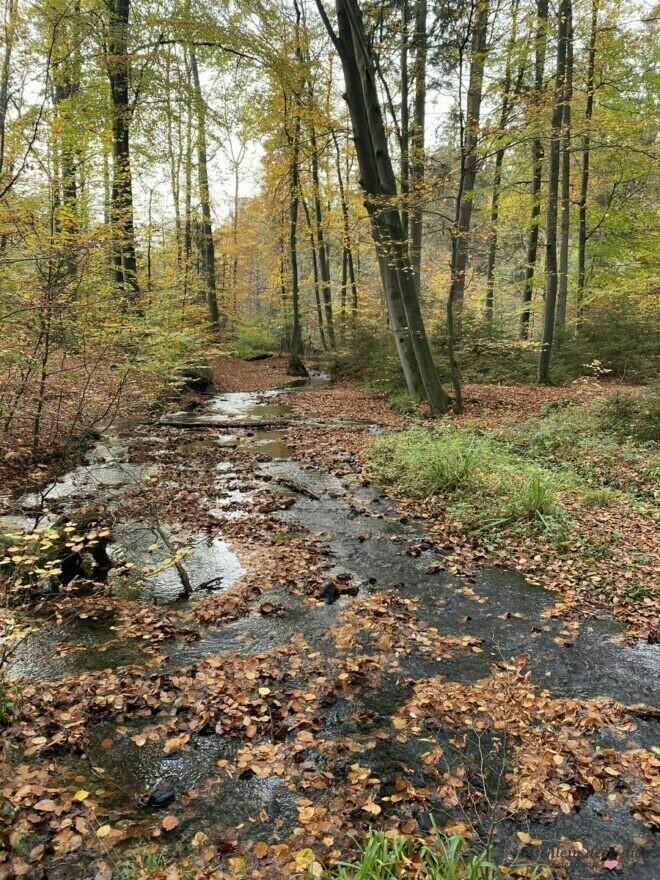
234;315;280;359
597;387;660;443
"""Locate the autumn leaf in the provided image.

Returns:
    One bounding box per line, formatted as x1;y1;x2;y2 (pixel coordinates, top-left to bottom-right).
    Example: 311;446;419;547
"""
162;815;179;832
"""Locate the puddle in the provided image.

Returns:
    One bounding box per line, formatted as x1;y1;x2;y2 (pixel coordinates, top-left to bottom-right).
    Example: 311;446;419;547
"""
110;523;243;604
239;430;292;459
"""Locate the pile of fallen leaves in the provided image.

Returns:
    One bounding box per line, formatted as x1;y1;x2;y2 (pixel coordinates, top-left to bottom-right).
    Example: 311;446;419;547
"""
393;656;659;829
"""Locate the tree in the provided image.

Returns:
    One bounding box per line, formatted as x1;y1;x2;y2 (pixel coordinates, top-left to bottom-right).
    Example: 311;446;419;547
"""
105;0;140;299
189;49;220;328
520;0;548;340
576;0;598;330
538;0;571;383
315;0;451;413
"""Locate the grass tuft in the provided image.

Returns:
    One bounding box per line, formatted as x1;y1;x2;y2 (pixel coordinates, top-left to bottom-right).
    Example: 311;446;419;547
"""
321;830;534;879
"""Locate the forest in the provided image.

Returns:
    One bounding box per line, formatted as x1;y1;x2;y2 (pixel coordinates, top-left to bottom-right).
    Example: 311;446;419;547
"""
0;0;658;878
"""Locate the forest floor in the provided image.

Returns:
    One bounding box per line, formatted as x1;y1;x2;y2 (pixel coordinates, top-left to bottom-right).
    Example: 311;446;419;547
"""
0;356;658;880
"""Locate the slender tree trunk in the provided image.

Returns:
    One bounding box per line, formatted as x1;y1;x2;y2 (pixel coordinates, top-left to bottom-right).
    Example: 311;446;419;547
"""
278;229;290;351
484;0;520;327
0;0;17;182
310;120;335;347
286;0;308;376
409;0;426;290
286;116;306;375
577;0;598;331
232;162;239;319
301;191;328;349
451;0;490;319
106;0;140;302
102;131;110;226
555;6;573;346
189;49;219;329
332;131;358;332
106;0;139;299
520;0;549;339
538;0;570;383
183;58;193;300
400;0;410;238
164;51;182;268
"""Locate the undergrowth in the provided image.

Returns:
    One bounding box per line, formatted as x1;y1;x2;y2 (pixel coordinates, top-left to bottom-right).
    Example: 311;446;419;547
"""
368;425;567;535
321;830;536;879
367;393;658;538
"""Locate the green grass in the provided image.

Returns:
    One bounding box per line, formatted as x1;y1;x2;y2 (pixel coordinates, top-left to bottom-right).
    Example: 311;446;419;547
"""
367;392;658;540
321;830;532;879
367;425;566;535
116;851;167;880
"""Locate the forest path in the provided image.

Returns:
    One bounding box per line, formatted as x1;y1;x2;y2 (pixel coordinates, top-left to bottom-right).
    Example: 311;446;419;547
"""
2;360;658;880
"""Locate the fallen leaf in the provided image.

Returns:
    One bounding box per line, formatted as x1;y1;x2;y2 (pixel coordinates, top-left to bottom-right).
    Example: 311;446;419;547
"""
162;814;179;832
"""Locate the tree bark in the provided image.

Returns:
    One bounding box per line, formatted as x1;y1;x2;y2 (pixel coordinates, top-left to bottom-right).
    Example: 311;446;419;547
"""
409;0;427;290
484;0;521;327
301;190;328;349
332;130;358;331
0;0;17;182
576;0;598;331
106;0;139;299
309;119;335;346
189;49;219;329
520;0;549;339
317;0;450;412
555;4;573;346
451;0;490;319
285;0;307;376
400;0;410;238
538;0;570;383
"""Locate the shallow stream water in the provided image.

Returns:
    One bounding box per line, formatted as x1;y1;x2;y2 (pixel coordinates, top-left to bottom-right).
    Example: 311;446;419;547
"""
4;374;658;879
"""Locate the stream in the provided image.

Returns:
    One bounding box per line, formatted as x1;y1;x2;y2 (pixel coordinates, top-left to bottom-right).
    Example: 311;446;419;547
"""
2;375;658;879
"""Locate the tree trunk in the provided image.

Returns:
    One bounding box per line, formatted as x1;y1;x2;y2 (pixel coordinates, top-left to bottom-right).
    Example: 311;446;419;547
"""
232;162;239;319
332;131;358;332
400;0;410;239
318;0;450;412
576;0;598;331
286;115;306;375
106;0;139;299
484;0;520;327
538;0;570;383
409;0;426;290
301;190;328;349
520;0;548;339
555;5;573;346
189;49;219;329
0;0;17;182
164;51;183;269
451;0;490;318
309;120;335;347
286;1;308;376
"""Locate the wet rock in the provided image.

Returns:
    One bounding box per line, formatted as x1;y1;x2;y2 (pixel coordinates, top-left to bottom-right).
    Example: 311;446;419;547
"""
146;783;176;809
415;809;433;832
318;581;340;604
